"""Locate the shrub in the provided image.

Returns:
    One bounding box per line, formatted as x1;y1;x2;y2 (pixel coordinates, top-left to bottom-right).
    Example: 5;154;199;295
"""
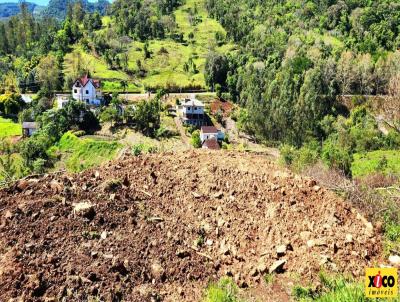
191;130;202;148
384;130;400;149
155;126;168;138
221;142;231;150
0;93;24;115
147;145;158;154
280;144;297;166
20;135;51;168
73;130;86;137
221;92;231;101
321;137;353;177
132;143;158;155
202;278;239;302
214;110;223;124
32;158;47;174
263;273;274;284
215;83;222;99
185;124;197;135
385;223;400;242
376;155;388;172
294;145;319;171
132;144;144;156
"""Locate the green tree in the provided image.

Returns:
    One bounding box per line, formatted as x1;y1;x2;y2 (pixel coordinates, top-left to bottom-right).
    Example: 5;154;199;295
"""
205;52;228;90
0;93;24;115
191;130;201;148
134;98;161;136
36;54;61;93
100;106;120;126
20;134;51;168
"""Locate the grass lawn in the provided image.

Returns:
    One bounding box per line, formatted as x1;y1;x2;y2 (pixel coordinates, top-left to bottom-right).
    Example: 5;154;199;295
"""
63;47;129;82
352;150;400;178
0;117;21;138
56;132;122;172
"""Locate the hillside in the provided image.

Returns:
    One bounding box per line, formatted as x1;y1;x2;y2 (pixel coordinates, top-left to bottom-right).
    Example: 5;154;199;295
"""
0;151;381;301
63;0;236;92
0;2;44;19
42;0;109;19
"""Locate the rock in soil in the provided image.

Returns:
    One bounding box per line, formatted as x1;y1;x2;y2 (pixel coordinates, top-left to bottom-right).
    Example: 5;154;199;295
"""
0;151;381;301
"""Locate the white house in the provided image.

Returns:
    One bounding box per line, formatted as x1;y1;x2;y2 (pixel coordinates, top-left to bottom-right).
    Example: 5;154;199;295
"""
200;126;224;143
72;75;102;106
180;98;206;126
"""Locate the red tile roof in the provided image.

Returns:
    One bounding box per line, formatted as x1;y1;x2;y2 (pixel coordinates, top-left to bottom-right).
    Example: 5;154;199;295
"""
201;126;218;134
202;138;220;150
76;74;100;88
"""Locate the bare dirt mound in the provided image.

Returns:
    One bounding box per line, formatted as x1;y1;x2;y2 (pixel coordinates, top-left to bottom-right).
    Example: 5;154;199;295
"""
0;151;381;301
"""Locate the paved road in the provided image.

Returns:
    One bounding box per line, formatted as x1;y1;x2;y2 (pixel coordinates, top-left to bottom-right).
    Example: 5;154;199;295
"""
119;92;215;102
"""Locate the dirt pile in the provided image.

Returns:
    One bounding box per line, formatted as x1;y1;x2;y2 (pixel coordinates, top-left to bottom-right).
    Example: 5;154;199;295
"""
0;151;381;301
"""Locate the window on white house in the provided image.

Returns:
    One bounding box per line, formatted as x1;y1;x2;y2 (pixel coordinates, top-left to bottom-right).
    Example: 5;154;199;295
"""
194;107;197;110
86;90;89;94
74;89;77;93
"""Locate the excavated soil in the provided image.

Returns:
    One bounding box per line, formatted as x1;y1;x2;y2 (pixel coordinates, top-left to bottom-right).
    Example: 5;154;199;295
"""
0;151;381;301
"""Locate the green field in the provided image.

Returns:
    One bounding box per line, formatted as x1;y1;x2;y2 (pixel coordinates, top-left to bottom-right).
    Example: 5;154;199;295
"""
56;132;122;172
63;0;236;92
352;150;400;178
0;117;21;138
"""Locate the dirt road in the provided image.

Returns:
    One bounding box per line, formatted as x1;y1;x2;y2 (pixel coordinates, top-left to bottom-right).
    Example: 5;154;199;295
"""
174;117;192;148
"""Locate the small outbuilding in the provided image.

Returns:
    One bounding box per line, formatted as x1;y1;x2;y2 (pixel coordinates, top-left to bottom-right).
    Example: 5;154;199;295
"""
200;126;224;143
22;122;37;137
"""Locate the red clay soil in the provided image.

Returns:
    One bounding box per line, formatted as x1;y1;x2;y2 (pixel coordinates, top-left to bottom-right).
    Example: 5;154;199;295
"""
0;151;381;301
210;100;233;117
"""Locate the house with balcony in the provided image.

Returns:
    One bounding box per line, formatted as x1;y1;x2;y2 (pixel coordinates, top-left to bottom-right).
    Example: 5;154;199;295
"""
180;98;206;126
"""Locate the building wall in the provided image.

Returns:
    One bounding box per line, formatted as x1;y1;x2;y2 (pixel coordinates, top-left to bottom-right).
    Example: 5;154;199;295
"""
56;95;69;109
200;132;217;143
200;131;224;143
23;128;37;137
182;105;204;115
28;128;37;136
72;81;98;104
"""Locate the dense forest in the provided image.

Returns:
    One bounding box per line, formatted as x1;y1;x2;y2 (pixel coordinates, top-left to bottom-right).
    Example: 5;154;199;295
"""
204;0;400;148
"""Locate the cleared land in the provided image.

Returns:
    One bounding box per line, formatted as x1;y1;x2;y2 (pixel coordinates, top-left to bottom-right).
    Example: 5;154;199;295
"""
0;151;381;301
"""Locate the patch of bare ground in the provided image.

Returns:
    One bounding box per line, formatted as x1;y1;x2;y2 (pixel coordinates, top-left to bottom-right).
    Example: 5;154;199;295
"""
0;151;382;301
